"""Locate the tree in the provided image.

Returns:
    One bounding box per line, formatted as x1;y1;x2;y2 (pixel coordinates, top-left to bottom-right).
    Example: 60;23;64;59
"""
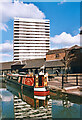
62;45;81;74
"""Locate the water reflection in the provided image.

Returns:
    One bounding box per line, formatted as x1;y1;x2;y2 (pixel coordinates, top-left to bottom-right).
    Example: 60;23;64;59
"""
7;83;49;109
0;89;14;119
51;91;81;118
1;77;81;119
52;100;80;118
0;93;2;120
6;83;52;119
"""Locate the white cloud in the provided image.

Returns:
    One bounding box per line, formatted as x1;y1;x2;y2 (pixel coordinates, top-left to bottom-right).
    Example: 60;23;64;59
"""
0;53;12;62
79;26;82;31
0;41;13;53
58;0;66;5
0;0;11;3
0;41;13;62
0;1;45;31
50;32;80;49
0;23;8;31
0;53;11;57
0;2;45;31
50;46;59;50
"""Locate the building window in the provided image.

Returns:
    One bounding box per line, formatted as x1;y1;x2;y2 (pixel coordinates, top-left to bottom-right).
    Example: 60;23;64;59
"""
55;53;59;58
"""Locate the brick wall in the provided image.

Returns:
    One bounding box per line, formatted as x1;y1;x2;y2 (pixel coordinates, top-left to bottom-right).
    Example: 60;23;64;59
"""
46;52;65;61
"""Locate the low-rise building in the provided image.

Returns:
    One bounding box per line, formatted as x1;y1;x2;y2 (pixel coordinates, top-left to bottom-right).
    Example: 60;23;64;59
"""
0;45;81;75
46;48;66;61
46;45;82;74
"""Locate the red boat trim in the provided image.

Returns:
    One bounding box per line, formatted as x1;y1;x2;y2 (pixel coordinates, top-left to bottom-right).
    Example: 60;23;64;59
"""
34;91;50;96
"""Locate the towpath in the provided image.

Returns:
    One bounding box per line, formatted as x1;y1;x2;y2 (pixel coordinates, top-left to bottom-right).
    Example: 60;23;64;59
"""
48;76;82;97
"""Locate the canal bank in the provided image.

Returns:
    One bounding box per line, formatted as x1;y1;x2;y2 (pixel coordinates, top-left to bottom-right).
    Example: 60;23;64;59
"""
48;74;82;97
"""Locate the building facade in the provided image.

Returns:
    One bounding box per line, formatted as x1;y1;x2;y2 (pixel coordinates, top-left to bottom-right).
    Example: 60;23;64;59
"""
46;48;66;61
13;17;50;61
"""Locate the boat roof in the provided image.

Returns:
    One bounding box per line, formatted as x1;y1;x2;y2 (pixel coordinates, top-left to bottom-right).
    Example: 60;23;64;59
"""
7;73;30;77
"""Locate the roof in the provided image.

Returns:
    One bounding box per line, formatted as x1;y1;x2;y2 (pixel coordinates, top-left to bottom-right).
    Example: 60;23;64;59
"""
46;48;66;55
12;58;64;69
66;45;81;51
45;60;65;68
80;30;82;34
0;58;65;71
23;59;65;69
0;61;15;70
23;58;45;69
14;17;50;22
46;45;82;55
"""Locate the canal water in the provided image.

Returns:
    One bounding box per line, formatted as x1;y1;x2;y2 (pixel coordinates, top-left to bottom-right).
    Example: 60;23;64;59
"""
0;77;82;119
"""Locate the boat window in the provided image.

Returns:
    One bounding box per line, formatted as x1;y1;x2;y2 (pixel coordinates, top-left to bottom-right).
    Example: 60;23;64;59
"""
20;77;22;84
34;76;35;86
7;75;9;79
12;76;18;81
39;76;42;86
8;76;11;79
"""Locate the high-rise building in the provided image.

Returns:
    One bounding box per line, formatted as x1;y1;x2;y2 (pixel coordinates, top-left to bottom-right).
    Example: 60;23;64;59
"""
13;17;50;61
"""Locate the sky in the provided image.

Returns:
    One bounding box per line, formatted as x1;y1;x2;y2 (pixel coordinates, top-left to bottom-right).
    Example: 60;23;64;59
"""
0;0;81;62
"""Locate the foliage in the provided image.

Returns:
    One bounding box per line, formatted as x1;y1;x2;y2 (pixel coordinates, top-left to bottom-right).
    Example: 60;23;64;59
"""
62;45;82;73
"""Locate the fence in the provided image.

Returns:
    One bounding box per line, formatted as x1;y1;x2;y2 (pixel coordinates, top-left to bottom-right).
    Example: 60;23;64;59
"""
62;74;82;89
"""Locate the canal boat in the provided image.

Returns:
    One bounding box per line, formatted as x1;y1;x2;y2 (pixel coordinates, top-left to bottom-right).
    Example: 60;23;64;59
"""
6;80;49;109
6;70;50;97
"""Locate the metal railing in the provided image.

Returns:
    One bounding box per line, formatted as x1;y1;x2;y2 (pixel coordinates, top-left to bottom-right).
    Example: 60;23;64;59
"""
62;74;82;89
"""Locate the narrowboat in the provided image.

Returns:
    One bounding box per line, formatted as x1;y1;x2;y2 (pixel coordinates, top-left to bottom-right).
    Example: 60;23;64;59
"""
6;70;50;97
7;82;49;109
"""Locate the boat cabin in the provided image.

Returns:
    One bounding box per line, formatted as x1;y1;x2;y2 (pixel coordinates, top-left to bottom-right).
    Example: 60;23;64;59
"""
6;72;48;88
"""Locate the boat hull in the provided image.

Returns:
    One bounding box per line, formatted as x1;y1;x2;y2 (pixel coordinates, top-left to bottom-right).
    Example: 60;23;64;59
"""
23;84;34;91
6;79;34;91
